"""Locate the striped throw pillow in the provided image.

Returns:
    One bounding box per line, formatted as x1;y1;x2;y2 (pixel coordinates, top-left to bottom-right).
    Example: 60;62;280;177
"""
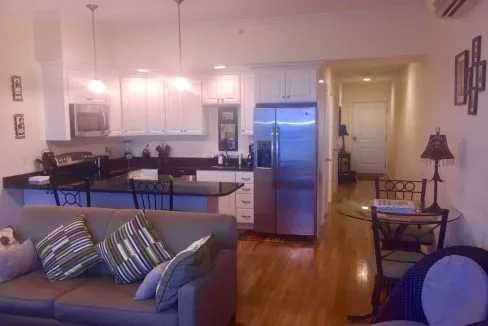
97;210;173;284
36;215;102;281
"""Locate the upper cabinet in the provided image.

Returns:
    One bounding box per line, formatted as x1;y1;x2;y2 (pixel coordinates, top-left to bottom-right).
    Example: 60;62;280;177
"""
240;73;255;135
202;75;240;105
255;66;318;104
121;77;206;136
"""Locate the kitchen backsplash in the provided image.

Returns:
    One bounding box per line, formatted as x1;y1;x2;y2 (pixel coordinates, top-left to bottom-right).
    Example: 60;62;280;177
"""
48;107;253;159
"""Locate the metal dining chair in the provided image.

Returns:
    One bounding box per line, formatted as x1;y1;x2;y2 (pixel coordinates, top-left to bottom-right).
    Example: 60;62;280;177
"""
50;175;92;207
129;178;174;211
375;178;434;248
348;207;449;321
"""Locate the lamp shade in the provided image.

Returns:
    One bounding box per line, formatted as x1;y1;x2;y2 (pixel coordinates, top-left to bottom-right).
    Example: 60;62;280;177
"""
421;128;454;161
339;124;349;137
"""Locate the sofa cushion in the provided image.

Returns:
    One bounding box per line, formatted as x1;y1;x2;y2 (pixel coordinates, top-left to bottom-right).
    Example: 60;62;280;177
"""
0;271;89;318
98;210;173;284
135;261;170;300
55;277;178;326
36;215;102;280
155;234;219;312
0;239;40;283
422;255;488;326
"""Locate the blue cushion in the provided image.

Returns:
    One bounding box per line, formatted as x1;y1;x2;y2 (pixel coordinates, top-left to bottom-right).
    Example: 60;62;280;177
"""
0;239;40;283
422;255;488;326
134;261;170;300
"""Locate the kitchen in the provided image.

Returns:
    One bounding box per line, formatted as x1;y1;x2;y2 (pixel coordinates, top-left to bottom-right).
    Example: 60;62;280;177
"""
2;1;328;238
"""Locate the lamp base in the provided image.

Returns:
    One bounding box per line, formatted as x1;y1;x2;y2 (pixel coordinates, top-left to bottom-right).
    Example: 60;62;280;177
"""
423;202;442;214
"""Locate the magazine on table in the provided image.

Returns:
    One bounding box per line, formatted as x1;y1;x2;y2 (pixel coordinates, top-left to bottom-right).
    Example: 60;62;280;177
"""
373;199;418;214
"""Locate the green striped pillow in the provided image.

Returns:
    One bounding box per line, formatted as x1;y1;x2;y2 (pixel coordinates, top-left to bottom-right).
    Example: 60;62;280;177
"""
36;215;102;281
97;210;173;284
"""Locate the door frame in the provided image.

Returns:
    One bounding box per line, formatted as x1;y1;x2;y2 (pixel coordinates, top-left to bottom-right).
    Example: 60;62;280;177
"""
349;100;389;174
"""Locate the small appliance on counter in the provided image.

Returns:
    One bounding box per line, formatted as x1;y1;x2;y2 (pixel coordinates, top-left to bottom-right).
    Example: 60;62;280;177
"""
94;155;110;178
247;144;254;169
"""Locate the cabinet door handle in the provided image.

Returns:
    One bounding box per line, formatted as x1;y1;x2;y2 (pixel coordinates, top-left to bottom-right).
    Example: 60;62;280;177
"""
287;95;291;99
242;215;251;219
241;128;245;132
241;200;251;204
281;96;286;99
242;177;251;181
242;188;250;192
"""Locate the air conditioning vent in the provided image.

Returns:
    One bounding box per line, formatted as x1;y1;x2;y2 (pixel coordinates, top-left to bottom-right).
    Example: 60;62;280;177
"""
431;0;481;18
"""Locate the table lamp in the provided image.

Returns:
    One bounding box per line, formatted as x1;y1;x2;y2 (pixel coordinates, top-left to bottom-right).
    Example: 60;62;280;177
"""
420;128;454;213
339;124;349;153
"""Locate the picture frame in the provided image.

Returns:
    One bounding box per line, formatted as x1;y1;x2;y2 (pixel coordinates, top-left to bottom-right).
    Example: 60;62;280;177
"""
13;114;26;139
454;50;469;105
472;35;482;64
11;75;23;102
218;107;238;152
474;60;487;91
468;88;478;115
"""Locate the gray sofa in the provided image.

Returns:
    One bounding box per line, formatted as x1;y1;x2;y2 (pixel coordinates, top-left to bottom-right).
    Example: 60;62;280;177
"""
0;206;237;326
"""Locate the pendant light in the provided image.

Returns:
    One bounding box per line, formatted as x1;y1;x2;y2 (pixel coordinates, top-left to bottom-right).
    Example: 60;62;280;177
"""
173;0;190;91
86;4;106;94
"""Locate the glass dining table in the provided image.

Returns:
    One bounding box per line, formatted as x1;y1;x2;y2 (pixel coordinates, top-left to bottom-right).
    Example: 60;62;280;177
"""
336;199;462;223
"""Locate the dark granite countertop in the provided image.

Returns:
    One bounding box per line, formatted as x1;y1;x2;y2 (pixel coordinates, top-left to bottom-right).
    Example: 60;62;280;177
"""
3;172;243;198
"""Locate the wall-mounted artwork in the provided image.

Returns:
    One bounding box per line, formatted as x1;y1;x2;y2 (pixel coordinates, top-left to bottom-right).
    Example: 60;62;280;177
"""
11;76;23;102
454;50;469;105
467;35;486;115
14;114;26;139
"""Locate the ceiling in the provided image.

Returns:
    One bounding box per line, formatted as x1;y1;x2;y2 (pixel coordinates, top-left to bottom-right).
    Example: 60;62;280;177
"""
5;0;425;26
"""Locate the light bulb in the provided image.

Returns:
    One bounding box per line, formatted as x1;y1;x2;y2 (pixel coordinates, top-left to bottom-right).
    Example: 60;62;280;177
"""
318;79;325;84
363;77;372;82
214;65;226;70
173;77;191;91
88;79;106;94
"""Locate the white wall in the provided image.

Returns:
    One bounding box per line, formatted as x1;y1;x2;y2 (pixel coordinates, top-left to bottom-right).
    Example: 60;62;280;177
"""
390;2;488;247
0;10;47;225
113;7;425;72
48;106;252;158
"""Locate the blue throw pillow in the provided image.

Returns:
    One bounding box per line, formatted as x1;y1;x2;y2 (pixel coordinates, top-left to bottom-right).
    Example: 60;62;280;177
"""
134;261;170;300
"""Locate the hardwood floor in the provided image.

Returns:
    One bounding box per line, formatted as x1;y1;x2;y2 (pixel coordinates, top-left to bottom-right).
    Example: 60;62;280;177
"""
236;181;376;326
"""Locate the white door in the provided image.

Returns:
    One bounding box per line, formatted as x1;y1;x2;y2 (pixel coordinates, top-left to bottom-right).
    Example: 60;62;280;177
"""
164;83;183;134
240;73;254;135
201;77;219;105
146;78;165;135
351;102;387;174
285;68;318;103
180;80;205;135
121;78;147;136
218;75;240;105
255;70;286;103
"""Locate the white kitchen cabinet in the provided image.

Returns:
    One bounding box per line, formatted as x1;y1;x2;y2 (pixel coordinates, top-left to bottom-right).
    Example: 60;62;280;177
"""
202;75;240;105
196;170;254;226
146;78;166;135
286;68;318;103
240;73;255;135
121;78;147;136
165;79;206;135
255;67;318;103
255;70;286;103
106;75;123;137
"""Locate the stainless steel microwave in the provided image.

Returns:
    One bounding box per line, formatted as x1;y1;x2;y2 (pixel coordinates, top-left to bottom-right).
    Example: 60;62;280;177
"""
69;104;110;137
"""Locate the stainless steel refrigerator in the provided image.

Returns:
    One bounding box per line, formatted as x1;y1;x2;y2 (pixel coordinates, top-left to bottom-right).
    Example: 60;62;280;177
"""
254;104;317;237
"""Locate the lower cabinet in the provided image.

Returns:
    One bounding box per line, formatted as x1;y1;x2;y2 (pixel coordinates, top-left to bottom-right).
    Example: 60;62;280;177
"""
196;170;254;226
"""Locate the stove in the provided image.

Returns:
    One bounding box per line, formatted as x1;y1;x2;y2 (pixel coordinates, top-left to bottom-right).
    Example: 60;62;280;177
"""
55;152;95;167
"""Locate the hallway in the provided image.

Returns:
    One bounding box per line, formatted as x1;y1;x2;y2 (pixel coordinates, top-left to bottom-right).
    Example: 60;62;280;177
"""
235;181;376;326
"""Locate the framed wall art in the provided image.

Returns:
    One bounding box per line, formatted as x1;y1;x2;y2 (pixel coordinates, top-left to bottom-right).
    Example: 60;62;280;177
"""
472;35;482;64
11;75;23;102
13;114;26;139
454;50;469;105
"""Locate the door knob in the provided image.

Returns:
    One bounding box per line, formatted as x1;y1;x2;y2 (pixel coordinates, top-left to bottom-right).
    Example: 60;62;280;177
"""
326;158;332;162
353;136;358;142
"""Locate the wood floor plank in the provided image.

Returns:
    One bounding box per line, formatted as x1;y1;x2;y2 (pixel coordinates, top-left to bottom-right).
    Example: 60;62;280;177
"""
235;182;375;325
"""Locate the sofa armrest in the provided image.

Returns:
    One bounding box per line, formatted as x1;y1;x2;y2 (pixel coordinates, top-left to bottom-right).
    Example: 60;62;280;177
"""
178;249;237;326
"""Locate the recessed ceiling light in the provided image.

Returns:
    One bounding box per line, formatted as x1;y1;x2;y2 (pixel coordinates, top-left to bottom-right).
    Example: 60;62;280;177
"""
214;65;226;70
318;79;325;84
137;69;150;73
363;77;372;82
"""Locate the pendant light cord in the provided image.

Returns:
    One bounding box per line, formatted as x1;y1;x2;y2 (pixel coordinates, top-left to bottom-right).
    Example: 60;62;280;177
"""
87;4;99;79
177;2;182;76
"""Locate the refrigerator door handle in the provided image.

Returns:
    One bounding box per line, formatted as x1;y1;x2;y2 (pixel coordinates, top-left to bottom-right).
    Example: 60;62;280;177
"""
271;126;276;188
275;126;280;189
